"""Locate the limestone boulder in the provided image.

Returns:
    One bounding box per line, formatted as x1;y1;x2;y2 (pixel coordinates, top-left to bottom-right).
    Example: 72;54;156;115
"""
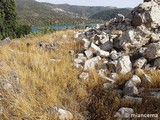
84;56;101;70
116;56;132;74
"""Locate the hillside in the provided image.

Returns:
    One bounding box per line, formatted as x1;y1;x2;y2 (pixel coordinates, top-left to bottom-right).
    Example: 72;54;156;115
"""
50;4;116;18
15;0;90;26
15;0;116;26
90;8;131;20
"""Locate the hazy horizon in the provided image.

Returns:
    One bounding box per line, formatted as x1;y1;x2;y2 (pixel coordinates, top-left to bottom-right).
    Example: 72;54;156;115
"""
36;0;143;8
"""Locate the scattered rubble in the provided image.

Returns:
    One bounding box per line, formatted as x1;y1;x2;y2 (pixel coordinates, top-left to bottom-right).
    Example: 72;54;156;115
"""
73;0;160;118
74;0;160;80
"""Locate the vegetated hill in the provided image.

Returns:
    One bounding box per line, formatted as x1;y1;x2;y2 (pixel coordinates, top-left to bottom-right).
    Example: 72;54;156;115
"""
90;8;132;20
15;0;91;26
15;0;116;26
50;4;117;18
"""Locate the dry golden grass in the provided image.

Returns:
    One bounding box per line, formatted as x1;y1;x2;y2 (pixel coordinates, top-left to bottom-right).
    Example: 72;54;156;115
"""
114;72;132;89
145;70;160;88
0;30;90;120
0;30;160;120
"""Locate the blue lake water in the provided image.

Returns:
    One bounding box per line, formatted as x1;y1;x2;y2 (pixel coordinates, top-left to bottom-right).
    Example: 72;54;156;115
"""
32;24;97;32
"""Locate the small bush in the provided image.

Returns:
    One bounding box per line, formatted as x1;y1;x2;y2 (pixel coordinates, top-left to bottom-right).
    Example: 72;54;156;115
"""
37;27;56;35
15;24;32;38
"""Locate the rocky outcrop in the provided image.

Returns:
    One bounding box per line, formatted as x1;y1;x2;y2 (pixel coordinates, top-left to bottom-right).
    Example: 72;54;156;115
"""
74;1;160;119
74;1;160;74
0;37;11;45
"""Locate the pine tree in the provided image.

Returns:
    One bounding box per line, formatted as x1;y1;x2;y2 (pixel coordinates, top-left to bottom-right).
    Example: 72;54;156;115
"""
3;0;17;38
0;1;5;39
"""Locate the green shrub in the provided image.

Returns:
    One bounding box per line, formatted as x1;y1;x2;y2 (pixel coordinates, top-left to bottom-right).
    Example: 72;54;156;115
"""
15;24;31;38
75;25;84;29
37;27;56;34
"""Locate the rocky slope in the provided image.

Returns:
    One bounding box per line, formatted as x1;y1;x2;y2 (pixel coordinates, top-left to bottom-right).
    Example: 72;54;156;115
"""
74;1;160;119
0;1;160;120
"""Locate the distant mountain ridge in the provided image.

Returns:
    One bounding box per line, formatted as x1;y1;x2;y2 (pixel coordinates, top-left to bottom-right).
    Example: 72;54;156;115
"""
16;0;89;26
15;0;131;26
90;8;132;20
49;3;117;18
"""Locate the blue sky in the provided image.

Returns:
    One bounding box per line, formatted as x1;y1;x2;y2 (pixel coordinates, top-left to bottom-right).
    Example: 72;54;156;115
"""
36;0;143;8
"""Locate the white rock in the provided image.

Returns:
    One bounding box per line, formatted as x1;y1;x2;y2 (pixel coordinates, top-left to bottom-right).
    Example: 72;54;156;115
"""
62;35;67;39
78;53;85;58
82;38;90;49
151;33;160;42
114;107;134;118
50;107;73;120
91;43;100;52
125;75;141;88
116;56;132;74
0;37;11;45
79;72;89;81
74;58;83;64
84;56;101;70
149;1;160;28
77;53;86;61
3;82;13;90
74;63;83;69
109;73;118;80
84;50;93;59
74;32;83;39
134;57;147;68
84;27;92;32
116;14;125;22
132;1;160;28
130;75;141;84
110;50;119;60
98;69;115;83
97;50;110;58
96;24;100;29
90;43;110;57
